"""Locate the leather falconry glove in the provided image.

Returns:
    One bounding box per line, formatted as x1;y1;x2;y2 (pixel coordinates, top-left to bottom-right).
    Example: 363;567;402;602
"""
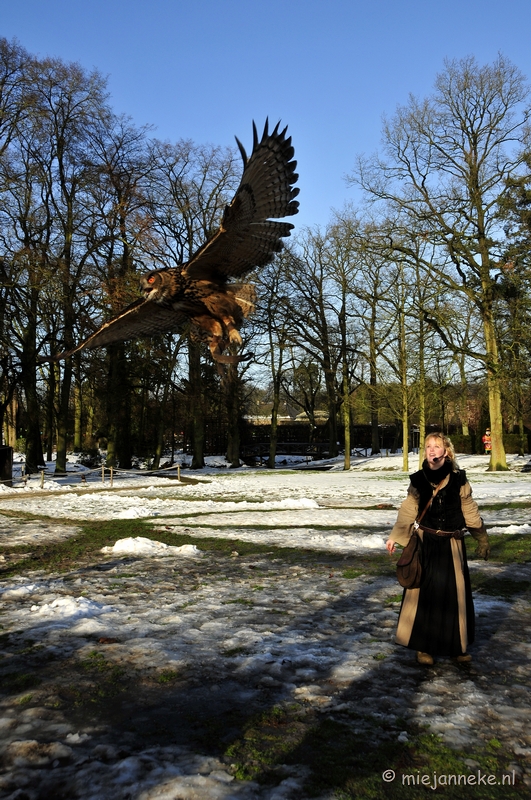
468;522;490;560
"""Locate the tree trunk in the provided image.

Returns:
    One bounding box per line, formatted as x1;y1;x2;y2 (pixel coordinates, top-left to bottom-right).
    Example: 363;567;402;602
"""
268;375;281;470
55;360;72;473
267;336;285;469
106;344;132;469
44;366;56;462
517;416;525;458
339;297;350;470
324;365;338;458
21;375;45;472
188;340;205;470
20;292;45;473
153;392;167;470
5;393;17;448
342;369;351;470
224;365;241;468
417;316;426;470
85;394;96;452
369;316;380;455
482;312;508;470
458;359;470;437
398;304;409;473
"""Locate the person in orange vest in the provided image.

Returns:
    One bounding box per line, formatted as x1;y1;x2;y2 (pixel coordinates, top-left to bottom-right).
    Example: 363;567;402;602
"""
482;429;492;455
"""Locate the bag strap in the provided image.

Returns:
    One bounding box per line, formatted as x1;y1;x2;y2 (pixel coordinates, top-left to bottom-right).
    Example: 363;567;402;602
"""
414;478;446;530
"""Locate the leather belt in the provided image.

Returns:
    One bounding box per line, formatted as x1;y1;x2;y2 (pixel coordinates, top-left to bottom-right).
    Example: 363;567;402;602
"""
418;524;465;539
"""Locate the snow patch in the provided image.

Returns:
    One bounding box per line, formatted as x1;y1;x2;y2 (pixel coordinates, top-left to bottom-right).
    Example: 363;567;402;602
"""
30;596;113;619
101;537;202;557
487;524;531;535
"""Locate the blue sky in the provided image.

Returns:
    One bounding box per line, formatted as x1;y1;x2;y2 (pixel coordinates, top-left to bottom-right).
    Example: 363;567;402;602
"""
2;0;531;229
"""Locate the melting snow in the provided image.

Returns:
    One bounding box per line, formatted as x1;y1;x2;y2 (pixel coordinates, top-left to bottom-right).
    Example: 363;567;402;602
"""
101;537;202;557
0;455;530;797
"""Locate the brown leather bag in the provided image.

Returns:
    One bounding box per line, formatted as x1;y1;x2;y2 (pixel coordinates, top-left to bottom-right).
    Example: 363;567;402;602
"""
396;528;423;588
396;479;445;589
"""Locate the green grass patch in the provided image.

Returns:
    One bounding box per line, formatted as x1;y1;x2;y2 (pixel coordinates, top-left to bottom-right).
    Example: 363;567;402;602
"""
470;574;531;599
157;669;180;684
222;598;254;606
225;707;528;798
482;534;531;564
342;568;365;579
222;646;249;657
0;671;42;694
0;517;398;576
71;650;127;705
385;593;404;605
480;501;531;510
15;693;34;705
225;704;308;781
1;515;528;589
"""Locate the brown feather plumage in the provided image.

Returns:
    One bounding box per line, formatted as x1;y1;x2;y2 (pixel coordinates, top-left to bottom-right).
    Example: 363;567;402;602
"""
51;120;298;366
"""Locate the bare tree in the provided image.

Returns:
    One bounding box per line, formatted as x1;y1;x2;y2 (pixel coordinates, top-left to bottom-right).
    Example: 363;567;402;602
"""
351;55;530;470
282;233;343;457
146;138;240;467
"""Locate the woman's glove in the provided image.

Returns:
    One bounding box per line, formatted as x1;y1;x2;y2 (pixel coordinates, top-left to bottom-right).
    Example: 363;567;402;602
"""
468;521;490;560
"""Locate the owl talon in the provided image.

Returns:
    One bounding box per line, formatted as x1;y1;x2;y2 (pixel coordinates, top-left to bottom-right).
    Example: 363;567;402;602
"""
227;329;242;346
209;337;253;366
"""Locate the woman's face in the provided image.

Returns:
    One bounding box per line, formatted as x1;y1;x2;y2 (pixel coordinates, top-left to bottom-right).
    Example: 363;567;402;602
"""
425;437;446;469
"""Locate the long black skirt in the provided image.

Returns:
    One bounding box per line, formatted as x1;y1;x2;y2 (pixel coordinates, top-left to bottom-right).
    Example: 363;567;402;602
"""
395;531;475;657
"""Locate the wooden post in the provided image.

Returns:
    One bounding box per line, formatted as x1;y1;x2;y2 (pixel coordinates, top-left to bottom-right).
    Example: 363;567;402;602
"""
177;464;181;481
110;466;114;487
40;470;44;489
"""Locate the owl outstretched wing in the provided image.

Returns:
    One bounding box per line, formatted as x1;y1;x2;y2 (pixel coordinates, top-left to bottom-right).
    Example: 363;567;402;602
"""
184;119;299;282
49;120;298;364
51;299;188;360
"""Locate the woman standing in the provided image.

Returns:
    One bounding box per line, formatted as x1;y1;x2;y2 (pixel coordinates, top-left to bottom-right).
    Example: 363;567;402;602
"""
386;432;490;665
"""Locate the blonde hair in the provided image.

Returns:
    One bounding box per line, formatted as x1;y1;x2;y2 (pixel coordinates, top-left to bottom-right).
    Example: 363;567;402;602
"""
424;431;458;468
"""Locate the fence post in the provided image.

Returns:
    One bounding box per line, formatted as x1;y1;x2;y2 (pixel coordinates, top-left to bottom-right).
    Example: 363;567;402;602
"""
110;466;113;487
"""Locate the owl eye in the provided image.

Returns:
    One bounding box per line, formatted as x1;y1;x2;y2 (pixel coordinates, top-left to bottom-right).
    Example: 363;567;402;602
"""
147;276;156;284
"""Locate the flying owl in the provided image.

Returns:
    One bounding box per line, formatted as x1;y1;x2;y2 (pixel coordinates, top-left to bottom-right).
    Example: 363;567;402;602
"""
54;120;299;366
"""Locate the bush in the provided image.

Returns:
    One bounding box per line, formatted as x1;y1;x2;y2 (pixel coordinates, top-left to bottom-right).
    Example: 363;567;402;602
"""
15;436;26;455
503;433;528;454
450;434;473;454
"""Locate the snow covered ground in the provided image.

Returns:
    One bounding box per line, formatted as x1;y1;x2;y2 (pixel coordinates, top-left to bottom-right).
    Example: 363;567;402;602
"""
0;453;530;798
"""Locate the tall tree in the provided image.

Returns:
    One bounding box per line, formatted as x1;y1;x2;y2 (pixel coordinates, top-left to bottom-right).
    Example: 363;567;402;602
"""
82;115;153;468
253;256;293;468
146;138;240;467
283;233;342;457
352;55;530;470
498;154;531;454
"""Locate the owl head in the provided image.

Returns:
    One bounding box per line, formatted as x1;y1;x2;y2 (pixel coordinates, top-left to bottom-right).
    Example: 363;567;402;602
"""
140;269;172;302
